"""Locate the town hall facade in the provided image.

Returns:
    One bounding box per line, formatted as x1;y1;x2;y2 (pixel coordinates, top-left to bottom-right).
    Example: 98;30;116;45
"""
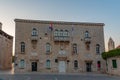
14;19;106;73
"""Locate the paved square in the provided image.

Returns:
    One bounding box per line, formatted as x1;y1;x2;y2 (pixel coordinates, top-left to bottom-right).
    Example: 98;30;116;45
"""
0;73;120;80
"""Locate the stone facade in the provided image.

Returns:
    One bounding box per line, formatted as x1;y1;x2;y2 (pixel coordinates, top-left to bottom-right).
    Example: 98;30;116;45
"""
14;19;106;73
0;23;13;70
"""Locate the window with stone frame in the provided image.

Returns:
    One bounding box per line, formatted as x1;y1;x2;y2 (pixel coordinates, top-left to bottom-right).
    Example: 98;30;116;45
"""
46;60;51;69
74;60;78;68
19;59;25;69
85;31;89;38
46;43;51;54
59;30;64;40
96;44;100;54
21;42;25;53
32;28;38;36
64;30;69;37
54;29;58;36
112;60;117;68
60;30;63;36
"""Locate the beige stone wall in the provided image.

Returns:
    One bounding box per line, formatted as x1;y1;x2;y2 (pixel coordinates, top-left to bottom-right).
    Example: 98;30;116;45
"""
0;30;13;70
15;19;105;73
107;57;120;76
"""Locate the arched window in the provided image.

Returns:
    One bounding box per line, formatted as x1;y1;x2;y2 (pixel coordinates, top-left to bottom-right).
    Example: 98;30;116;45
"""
74;60;78;68
54;29;58;36
46;60;51;68
85;31;89;38
96;44;100;54
21;42;25;53
73;44;77;54
57;30;60;36
64;30;69;37
32;28;38;36
60;30;63;36
46;43;51;53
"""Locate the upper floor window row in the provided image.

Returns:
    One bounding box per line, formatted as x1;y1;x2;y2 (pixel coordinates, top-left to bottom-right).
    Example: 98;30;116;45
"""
54;29;69;37
31;29;90;38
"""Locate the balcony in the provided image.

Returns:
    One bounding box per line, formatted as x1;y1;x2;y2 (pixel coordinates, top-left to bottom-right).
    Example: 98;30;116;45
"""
31;35;38;42
54;36;70;42
57;54;67;60
84;37;91;44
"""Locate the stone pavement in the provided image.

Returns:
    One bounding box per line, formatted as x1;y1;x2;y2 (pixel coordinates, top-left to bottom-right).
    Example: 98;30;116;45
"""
0;66;120;80
0;72;120;80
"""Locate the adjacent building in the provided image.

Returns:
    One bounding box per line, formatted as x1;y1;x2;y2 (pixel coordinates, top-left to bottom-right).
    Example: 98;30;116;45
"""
107;55;120;76
107;38;120;76
14;19;106;73
0;22;13;70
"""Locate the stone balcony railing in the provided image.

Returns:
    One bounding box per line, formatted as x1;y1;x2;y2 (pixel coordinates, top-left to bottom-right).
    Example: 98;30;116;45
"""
31;35;38;42
54;36;70;42
57;54;67;60
84;37;91;44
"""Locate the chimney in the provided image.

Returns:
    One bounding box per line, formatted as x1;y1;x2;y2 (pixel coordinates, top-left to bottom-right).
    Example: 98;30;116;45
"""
0;22;2;30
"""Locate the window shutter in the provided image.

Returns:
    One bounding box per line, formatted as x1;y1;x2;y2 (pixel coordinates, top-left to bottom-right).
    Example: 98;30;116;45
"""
112;60;117;68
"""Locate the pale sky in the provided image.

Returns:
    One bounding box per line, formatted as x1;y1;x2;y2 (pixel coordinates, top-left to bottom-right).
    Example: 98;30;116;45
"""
0;0;120;53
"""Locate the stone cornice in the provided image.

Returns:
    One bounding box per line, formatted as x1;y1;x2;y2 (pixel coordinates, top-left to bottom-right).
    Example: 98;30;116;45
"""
14;19;105;26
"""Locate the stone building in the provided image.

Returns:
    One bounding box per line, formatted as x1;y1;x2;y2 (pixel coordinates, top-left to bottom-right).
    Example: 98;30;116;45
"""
107;56;120;76
14;19;105;73
0;22;13;70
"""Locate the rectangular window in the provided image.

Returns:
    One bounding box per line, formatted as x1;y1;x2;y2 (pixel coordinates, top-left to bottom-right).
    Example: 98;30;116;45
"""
19;59;25;69
74;60;78;69
46;60;51;69
46;43;51;54
112;60;117;68
21;42;25;53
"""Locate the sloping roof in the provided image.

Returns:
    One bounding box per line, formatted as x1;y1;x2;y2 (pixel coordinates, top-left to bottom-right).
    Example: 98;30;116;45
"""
116;45;120;49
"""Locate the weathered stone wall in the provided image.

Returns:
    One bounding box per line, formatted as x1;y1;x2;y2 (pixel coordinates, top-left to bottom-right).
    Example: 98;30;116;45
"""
107;57;120;76
0;30;13;70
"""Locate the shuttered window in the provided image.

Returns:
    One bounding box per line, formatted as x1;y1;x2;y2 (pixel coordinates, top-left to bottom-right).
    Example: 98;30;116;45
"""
112;60;117;68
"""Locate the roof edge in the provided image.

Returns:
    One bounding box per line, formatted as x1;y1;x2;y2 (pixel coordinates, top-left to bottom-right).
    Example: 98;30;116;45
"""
14;18;105;26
